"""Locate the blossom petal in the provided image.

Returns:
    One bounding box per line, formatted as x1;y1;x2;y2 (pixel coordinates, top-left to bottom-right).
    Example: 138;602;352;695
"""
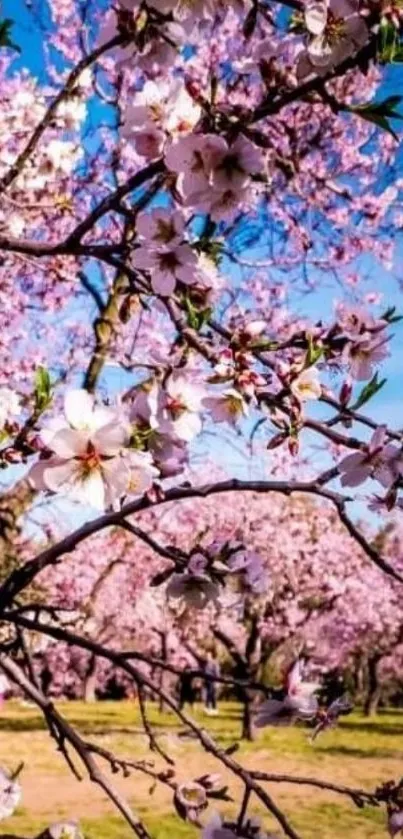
74;470;106;509
49;428;89;458
151;271;176;296
305;0;328;35
173;411;202;441
64;389;94;429
338;452;365;471
40;418;68;449
93;421;129;455
42;460;81;493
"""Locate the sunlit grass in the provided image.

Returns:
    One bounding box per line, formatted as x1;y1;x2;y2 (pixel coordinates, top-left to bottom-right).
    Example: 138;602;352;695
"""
1;701;402;838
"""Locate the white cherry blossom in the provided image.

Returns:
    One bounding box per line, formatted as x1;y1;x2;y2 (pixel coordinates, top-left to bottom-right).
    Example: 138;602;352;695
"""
28;389;131;510
203;389;248;425
290;368;322;401
0;388;20;428
0;767;21;820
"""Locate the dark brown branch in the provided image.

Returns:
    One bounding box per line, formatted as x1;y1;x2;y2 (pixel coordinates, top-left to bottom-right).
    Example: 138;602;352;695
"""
137;687;175;765
119;520;187;567
0;656;152;839
0;36;125;194
249;40;377;125
64;159;164;246
0;476;400;616
250;771;380;807
3;618;302;839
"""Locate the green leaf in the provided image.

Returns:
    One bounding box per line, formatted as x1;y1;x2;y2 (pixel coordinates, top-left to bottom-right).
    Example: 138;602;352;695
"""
183;295;212;332
343;95;403;141
378;19;399;62
288;10;305;33
196;237;223;267
381;305;403;324
350;373;387;411
34;366;52;413
0;19;20;53
306;336;323;366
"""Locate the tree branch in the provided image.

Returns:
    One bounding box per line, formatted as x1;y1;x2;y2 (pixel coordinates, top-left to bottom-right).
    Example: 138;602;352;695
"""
0;655;153;839
0;36;126;194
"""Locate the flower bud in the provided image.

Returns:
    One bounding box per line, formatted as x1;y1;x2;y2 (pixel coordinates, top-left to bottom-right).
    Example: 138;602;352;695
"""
339;379;352;407
173;782;207;823
288;436;299;457
267;432;286;450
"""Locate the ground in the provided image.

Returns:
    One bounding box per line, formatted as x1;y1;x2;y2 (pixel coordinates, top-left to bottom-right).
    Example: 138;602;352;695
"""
0;700;401;839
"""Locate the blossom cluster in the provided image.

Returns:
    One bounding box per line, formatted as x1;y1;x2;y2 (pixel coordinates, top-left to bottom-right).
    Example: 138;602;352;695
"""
166;540;268;611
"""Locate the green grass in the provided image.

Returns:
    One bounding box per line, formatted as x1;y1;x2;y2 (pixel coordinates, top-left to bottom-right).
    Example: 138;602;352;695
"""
1;701;401;839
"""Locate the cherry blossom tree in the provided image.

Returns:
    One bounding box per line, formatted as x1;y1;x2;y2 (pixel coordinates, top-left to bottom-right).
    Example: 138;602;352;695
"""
1;0;403;837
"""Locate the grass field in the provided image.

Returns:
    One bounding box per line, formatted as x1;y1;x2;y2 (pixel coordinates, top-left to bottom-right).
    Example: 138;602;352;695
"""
0;700;401;839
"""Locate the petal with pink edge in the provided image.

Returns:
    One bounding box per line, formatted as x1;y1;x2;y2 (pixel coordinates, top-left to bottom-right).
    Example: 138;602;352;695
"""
49;428;89;459
93;422;129;455
151;271;176;296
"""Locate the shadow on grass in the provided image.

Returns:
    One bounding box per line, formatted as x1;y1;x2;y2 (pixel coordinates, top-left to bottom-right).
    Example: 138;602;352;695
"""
341;720;403;737
323;744;399;759
0;710;241;740
0;716;47;732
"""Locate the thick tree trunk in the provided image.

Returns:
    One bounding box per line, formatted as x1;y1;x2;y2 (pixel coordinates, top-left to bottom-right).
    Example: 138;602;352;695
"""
364;655;382;717
356;654;366;696
83;654;97;702
241;698;255;741
352;651;367;704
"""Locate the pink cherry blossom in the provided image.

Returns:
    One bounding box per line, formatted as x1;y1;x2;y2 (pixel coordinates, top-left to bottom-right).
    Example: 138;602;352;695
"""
290;368;322;402
227;549;268;594
203;390;248;426
389;811;403;838
166;568;220;610
298;0;369;79
173;782;207;823
28;389;130;509
0;388;20;428
132;242;198;296
136;208;185;247
164;373;204;441
165;133;262;219
338;426;403;488
123;450;159;497
129;386;189;474
343;334;389;381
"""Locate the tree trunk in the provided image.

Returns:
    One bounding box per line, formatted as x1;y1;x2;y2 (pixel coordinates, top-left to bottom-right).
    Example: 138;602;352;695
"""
352;651;367;704
158;631;168;713
83;654;97;702
364;654;382;717
241;697;255;741
0;479;35;577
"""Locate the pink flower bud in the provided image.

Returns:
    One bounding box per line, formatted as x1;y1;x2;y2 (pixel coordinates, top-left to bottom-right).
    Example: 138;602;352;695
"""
185;80;201;100
267;432;286;450
242;320;267;340
288;437;299;457
339;379;352;407
4;449;23;464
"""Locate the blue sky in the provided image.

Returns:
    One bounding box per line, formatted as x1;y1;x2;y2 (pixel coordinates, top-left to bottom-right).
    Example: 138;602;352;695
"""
2;2;403;532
